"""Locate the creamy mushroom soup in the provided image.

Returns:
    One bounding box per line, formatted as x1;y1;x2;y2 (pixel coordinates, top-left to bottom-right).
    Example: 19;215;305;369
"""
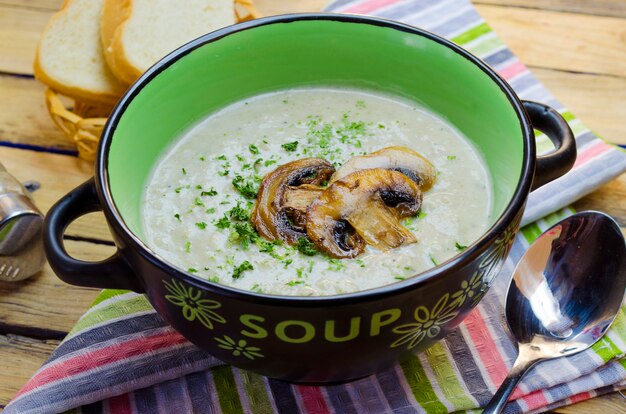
142;88;492;296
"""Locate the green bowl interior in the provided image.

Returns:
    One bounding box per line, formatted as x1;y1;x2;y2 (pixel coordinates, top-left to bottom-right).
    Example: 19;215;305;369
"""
108;19;524;239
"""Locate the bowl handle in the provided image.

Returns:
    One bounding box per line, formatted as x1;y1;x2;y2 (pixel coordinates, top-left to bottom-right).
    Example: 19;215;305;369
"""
43;178;144;292
523;101;577;191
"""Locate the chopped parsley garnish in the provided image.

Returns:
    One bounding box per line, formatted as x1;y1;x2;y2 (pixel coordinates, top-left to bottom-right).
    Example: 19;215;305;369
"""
264;159;277;167
228;203;250;221
232;261;253;279
215;216;231;229
201;188;218;196
417;211;427;220
447;155;457;160
286;280;304;286
281;141;299;152
175;187;183;194
429;255;438;266
195;222;207;230
218;170;229;176
236;154;245;162
229;222;258;250
394;276;406;281
283;258;293;268
296;237;318;256
182;168;187;175
193;197;205;207
174;213;181;222
206;208;216;214
455;242;468;251
356;259;366;268
327;258;345;272
215;155;227;161
249;144;260;154
199;156;206;161
208;276;220;283
188;268;198;273
185;241;191;253
232;175;258;199
257;239;282;254
251;283;263;293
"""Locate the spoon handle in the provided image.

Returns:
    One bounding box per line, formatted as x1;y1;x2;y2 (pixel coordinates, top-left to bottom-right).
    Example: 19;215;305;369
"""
482;354;540;414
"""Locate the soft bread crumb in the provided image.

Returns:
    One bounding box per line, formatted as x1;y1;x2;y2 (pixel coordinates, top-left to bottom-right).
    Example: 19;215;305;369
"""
35;0;127;104
102;0;235;84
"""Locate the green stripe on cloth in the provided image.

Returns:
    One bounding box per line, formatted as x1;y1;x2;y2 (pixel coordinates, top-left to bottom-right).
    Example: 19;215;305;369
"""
90;289;131;308
592;333;622;363
451;22;491;45
605;308;626;348
401;355;448;413
536;135;555;154
423;343;475;409
239;371;273;414
464;35;503;57
561;111;576;122
521;223;542;244
69;295;154;335
541;209;572;227
570;123;587;136
213;366;245;414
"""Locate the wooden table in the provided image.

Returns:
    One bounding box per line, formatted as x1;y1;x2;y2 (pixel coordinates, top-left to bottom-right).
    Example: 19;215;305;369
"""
1;0;624;412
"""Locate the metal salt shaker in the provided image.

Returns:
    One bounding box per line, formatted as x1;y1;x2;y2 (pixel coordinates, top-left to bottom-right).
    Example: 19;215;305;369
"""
0;163;45;281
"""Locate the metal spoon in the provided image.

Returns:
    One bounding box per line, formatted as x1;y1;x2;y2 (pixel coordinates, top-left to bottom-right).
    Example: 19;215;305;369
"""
483;211;626;413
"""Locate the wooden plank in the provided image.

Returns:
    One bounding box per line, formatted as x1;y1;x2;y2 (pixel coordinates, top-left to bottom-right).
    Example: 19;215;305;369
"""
254;0;326;16
0;5;51;75
0;240;110;334
0;75;75;151
474;4;626;78
474;0;626;18
553;392;626;414
3;2;626;80
0;0;61;10
0;146;113;242
531;68;626;146
0;334;59;408
3;65;625;155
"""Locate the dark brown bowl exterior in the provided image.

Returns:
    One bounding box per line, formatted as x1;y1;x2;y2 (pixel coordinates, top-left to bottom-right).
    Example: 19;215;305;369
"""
43;14;575;383
142;211;522;382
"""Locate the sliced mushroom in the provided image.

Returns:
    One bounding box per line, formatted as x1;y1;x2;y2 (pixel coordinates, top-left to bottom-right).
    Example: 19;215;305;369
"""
282;184;326;229
252;158;334;244
330;146;436;191
307;168;422;258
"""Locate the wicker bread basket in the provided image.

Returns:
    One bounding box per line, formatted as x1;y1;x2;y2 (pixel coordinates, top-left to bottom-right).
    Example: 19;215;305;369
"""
46;0;260;161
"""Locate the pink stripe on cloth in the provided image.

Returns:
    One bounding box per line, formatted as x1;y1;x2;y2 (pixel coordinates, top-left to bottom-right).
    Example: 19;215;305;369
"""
463;309;510;389
466;308;551;408
109;393;133;414
514;388;550;411
297;385;331;414
340;0;404;14
14;330;188;398
573;140;614;169
496;60;527;81
569;391;592;404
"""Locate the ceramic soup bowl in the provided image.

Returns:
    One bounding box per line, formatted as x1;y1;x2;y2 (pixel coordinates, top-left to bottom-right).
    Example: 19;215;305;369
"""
44;14;576;383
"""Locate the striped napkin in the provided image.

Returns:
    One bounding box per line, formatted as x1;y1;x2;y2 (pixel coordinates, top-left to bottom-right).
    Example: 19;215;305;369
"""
7;0;626;413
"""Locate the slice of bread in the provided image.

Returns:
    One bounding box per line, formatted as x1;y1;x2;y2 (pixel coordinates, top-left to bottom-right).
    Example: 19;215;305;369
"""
34;0;127;105
101;0;236;85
